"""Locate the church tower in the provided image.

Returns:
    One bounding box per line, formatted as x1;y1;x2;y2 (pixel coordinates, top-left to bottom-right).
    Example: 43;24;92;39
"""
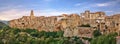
30;10;34;17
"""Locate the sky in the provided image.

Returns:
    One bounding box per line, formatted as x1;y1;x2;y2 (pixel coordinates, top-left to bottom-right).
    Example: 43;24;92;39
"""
0;0;120;20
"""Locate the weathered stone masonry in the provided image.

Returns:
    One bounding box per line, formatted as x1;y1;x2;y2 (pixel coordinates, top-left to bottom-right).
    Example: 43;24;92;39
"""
9;10;120;37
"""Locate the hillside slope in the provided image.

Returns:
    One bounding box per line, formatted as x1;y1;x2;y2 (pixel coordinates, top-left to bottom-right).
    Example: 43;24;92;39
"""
0;22;7;29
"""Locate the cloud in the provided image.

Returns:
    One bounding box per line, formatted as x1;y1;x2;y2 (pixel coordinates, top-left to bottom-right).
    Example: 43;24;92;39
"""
39;11;69;16
0;9;72;21
105;11;114;12
78;0;120;7
81;0;120;8
74;2;87;6
0;9;29;20
0;4;24;11
96;3;109;7
96;0;120;7
74;3;82;6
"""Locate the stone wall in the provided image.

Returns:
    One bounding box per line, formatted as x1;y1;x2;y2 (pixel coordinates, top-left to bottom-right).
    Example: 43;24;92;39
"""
9;10;120;37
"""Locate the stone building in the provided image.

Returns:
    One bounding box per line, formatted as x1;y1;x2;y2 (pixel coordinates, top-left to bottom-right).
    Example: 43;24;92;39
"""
9;10;120;37
105;14;120;34
80;10;106;34
80;10;105;26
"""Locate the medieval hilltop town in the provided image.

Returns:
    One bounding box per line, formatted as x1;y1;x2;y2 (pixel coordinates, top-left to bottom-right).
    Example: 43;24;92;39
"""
9;10;120;38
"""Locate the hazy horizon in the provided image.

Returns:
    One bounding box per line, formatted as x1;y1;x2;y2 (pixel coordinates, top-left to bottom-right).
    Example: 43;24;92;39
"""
0;0;120;20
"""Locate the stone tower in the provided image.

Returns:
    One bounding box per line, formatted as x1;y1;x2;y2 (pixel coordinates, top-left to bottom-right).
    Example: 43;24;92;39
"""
30;10;34;17
85;10;90;19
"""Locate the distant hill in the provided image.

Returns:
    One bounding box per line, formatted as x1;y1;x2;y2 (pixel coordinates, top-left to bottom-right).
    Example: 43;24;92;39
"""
0;20;8;25
0;21;7;29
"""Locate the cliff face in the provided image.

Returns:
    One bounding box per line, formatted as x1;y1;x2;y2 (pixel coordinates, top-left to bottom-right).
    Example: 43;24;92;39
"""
9;13;81;32
9;10;120;37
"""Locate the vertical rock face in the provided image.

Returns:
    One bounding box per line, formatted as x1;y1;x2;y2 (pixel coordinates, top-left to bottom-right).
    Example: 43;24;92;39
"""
116;36;120;44
105;14;120;34
9;10;120;37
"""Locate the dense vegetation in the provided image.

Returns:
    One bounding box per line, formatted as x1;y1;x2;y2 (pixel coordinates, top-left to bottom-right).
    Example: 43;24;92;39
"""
0;26;118;44
90;30;118;44
91;32;118;44
0;26;84;44
93;30;102;38
0;22;7;29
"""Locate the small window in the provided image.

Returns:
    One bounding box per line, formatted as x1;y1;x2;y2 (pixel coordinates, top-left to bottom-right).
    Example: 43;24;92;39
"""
116;23;119;26
22;23;24;25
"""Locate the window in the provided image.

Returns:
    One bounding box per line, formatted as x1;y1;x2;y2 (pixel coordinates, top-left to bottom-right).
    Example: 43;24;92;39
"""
22;23;24;25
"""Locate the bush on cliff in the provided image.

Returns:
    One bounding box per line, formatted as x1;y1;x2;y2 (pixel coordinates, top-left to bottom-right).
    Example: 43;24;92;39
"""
0;26;84;44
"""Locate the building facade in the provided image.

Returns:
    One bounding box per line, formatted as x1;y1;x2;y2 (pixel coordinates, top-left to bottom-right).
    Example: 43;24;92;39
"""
9;10;120;37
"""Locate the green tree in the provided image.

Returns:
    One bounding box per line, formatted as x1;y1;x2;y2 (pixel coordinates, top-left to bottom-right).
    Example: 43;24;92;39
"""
93;30;102;37
91;32;118;44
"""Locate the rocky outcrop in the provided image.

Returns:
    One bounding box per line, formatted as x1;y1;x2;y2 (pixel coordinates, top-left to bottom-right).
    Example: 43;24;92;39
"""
9;10;120;37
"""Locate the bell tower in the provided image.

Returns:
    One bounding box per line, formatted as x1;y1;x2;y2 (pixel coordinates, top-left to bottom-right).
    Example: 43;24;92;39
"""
30;10;34;17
